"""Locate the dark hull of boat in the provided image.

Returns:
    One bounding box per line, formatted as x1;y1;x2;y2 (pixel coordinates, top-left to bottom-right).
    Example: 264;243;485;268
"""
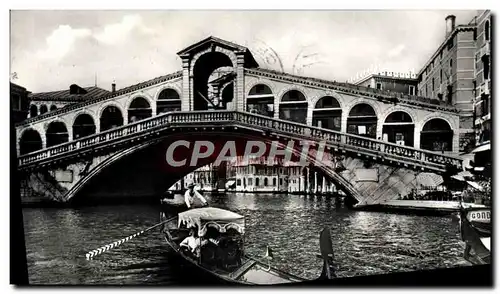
162;235;306;285
459;207;491;265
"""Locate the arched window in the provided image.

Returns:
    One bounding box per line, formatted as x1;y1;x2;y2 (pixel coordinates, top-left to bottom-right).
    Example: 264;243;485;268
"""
50;105;57;112
347;103;377;138
382;111;414;146
19;129;42;155
247;84;274;117
128;97;152;123
157;89;181;114
312;96;342;131
420;118;453;152
264;177;269;187
279;90;308;124
485;20;490;41
73;113;96;139
29;105;38;118
100;106;123;131
273;178;277;186
46;121;69;147
39;105;48;115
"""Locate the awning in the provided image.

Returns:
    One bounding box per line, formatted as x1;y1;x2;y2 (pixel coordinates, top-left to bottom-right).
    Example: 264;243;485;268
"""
467;181;484;192
471;143;491;153
417;173;444;188
451;170;474;182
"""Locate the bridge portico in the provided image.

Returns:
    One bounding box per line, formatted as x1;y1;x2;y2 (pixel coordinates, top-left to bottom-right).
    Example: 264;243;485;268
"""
15;36;465;206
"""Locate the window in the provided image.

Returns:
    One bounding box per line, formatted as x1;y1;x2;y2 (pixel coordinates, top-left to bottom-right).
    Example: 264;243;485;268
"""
483;56;490;80
279;178;283;186
432;78;435;91
248;178;253;185
376;83;382;90
12;94;21;110
440;69;443;82
447;85;453;103
236;179;242;186
485;20;490;41
449;59;453;77
440;51;443;60
438;93;443;100
409;86;415;96
255;178;260;186
273;178;277;186
482;94;490;117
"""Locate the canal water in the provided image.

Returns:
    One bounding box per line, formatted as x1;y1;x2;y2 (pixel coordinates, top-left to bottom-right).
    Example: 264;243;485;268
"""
21;193;471;285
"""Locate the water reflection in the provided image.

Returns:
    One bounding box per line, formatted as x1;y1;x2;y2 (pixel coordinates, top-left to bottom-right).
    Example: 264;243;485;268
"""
21;192;471;284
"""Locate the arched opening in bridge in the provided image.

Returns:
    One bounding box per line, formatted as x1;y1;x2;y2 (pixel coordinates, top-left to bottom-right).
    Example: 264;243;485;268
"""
347;103;377;138
220;82;234;109
420;118;453;152
157;89;181;114
279;90;308;124
73;113;96;139
246;84;274;117
39;104;48;115
193;52;234;111
382;111;414;146
312;96;341;131
19;129;42;155
46;121;69;147
29;105;37;118
50;105;57;112
100;106;124;132
128;97;152;123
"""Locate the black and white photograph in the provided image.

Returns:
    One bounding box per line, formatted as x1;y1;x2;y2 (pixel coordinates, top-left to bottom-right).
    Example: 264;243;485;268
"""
8;4;493;287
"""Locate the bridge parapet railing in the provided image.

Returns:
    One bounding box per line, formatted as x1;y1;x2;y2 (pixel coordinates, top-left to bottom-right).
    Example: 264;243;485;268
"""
17;110;463;171
234;111;463;171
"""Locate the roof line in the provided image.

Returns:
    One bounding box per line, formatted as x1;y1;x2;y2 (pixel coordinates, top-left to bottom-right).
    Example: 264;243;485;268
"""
16;71;183;127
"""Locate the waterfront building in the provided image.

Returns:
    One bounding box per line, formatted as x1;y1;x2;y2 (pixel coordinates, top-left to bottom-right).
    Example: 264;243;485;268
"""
354;71;419;96
11;82;30;123
416;15;477;152
28;84;110;119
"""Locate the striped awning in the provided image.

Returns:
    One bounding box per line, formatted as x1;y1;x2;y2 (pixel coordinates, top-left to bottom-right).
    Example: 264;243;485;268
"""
417;173;444;188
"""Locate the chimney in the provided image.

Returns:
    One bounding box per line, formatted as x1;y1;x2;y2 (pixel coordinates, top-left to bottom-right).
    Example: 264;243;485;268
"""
445;15;456;36
111;82;116;93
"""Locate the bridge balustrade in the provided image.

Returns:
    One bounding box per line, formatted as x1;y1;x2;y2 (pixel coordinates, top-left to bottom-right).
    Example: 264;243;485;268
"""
17;110;462;172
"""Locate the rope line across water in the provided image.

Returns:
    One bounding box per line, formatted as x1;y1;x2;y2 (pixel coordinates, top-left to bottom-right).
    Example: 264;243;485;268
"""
85;217;175;260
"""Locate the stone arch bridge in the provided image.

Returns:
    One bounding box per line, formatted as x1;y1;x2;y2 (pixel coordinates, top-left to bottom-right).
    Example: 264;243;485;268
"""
15;36;464;206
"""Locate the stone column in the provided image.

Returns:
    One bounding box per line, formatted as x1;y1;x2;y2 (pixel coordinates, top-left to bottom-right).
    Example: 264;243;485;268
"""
180;57;191;111
313;171;318;193
413;124;421;149
235;53;245;112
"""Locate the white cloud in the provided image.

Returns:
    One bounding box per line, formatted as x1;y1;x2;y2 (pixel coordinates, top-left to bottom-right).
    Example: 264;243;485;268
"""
36;25;91;60
387;44;406;58
94;14;153;45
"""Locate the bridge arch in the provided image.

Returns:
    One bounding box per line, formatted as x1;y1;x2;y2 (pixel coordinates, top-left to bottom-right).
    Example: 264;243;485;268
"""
99;103;124;132
191;49;236;111
420;117;454;152
312;95;342;131
156;87;181;115
278;88;308;124
72;113;96;139
246;83;275;117
29;105;38;118
40;104;48;115
347;103;378;138
46;120;69;147
64;131;360;203
19;128;43;155
381;110;415;147
127;96;152;123
50;105;57;112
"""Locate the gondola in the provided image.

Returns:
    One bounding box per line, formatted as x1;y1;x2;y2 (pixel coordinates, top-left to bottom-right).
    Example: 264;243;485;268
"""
160;207;337;285
458;203;491;265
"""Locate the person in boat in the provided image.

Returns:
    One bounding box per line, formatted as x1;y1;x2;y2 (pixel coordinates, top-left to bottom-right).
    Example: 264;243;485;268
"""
184;182;208;209
180;227;220;258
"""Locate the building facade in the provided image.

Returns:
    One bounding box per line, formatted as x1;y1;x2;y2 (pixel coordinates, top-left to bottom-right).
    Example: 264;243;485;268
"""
10;82;30;124
474;10;492;147
355;72;419;96
28;84;110;119
416;15;477;152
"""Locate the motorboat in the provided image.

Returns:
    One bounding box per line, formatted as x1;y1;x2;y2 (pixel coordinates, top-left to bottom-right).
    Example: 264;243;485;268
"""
458;203;491;265
160;207;337;285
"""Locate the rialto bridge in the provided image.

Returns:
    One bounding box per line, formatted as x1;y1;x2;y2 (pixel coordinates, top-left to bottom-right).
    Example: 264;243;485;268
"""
15;36;464;206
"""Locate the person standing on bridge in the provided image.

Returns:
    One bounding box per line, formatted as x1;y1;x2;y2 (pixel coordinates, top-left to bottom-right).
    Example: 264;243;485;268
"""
185;182;208;209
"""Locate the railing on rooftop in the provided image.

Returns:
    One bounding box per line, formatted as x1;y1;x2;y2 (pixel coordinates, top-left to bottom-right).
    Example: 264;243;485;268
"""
17;110;463;173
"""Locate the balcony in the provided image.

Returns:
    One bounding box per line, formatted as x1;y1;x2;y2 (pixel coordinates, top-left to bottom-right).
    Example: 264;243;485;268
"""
480;42;491;58
480;80;490;96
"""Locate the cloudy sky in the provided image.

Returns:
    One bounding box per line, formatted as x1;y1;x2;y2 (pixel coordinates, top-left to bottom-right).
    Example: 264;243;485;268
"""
10;10;478;93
